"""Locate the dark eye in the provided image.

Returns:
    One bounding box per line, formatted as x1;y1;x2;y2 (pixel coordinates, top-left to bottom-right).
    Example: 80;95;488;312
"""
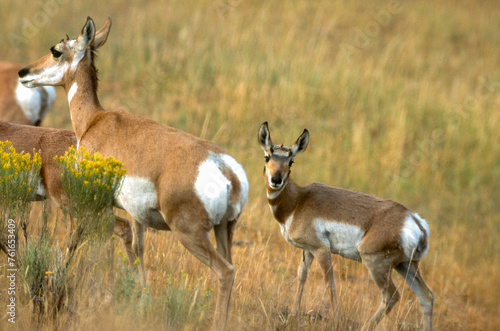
50;46;62;58
265;155;270;163
289;160;294;167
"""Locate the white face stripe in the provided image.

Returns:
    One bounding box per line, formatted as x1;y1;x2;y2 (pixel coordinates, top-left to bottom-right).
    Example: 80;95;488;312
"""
21;61;69;88
68;82;78;104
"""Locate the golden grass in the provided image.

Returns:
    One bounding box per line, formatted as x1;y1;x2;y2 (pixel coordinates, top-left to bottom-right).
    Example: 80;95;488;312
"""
1;0;499;329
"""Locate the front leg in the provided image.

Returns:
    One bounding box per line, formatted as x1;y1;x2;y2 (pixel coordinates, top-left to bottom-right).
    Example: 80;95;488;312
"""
293;249;315;316
313;246;340;320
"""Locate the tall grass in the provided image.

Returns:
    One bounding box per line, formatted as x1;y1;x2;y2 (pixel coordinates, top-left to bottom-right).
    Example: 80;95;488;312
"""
0;0;499;329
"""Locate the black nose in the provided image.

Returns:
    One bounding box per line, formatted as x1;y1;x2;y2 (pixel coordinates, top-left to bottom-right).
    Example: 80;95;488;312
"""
271;176;282;186
18;67;30;78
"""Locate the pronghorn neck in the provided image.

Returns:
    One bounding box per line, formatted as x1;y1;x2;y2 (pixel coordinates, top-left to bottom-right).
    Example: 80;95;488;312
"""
267;177;300;223
65;49;103;140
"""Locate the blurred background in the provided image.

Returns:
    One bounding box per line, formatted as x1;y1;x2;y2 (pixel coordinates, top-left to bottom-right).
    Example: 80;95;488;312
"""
0;0;498;329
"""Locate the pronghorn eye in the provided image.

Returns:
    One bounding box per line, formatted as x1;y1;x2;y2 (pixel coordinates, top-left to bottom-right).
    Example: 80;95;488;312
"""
265;155;270;163
50;47;62;58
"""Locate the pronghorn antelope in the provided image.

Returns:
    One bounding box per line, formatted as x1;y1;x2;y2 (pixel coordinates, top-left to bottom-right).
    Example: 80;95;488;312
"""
258;122;433;330
0;62;55;126
0;120;135;263
18;17;248;330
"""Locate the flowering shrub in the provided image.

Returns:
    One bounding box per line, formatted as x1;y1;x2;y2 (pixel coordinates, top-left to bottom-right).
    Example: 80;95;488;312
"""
56;146;126;243
0;141;41;219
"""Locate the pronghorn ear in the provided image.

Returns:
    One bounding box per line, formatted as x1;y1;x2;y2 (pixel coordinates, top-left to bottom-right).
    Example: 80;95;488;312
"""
92;17;112;50
75;17;96;52
258;122;273;153
290;129;309;157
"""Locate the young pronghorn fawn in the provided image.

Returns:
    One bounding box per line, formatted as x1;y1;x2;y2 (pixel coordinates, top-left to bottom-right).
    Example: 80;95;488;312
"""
18;17;248;330
258;122;433;330
0;120;135;262
0;62;55;126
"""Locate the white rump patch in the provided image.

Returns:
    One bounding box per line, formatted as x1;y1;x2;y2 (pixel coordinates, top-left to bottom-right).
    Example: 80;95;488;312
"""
116;176;158;222
401;213;430;260
67;82;78;104
220;153;249;209
314;219;365;261
195;155;231;225
15;81;55;124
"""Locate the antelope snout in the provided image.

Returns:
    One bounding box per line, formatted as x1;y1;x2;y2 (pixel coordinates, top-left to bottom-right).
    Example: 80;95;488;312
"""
18;67;35;87
18;67;30;78
270;175;283;189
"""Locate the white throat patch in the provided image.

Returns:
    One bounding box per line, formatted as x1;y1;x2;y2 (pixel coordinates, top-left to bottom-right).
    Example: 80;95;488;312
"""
68;82;78;104
267;181;288;200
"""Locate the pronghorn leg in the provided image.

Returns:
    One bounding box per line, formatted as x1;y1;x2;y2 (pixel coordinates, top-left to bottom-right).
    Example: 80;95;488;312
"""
292;249;315;316
214;219;237;264
312;246;340;320
395;261;433;331
174;228;234;331
362;254;400;330
130;219;146;285
113;216;136;267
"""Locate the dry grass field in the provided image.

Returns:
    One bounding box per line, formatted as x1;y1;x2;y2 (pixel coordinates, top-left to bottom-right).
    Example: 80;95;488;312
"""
1;0;499;330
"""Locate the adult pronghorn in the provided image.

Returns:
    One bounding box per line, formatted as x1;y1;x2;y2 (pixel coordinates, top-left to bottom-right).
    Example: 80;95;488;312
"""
0;62;55;126
0;120;135;262
258;122;433;330
18;17;248;330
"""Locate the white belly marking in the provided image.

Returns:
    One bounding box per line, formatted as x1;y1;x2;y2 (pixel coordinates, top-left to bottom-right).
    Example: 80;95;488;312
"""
116;176;158;222
314;219;365;261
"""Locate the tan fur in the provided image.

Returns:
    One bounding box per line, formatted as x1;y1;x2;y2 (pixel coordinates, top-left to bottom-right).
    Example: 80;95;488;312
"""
18;17;247;331
0;121;135;264
0;62;53;126
258;122;433;330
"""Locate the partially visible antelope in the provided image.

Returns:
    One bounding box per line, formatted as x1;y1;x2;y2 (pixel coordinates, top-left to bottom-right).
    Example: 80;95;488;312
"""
0;121;135;263
18;17;248;330
0;62;55;126
258;122;433;330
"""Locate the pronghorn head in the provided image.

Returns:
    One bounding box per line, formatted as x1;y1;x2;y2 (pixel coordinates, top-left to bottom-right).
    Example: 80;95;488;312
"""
258;122;309;190
18;17;111;89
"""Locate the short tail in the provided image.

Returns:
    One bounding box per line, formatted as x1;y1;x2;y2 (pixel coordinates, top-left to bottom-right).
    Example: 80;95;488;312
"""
401;213;430;261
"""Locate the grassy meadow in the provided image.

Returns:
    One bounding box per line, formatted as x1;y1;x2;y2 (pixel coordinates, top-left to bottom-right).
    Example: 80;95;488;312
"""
1;0;499;329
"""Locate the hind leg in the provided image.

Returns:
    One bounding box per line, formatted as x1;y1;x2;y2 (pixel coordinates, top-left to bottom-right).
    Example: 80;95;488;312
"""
395;261;433;331
361;253;400;330
173;221;235;331
130;219;146;286
113;216;136;267
214;218;237;264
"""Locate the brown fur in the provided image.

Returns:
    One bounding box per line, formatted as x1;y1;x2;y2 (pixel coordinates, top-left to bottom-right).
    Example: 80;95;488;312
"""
259;122;433;330
18;17;246;331
0;121;135;264
0;63;32;125
0;62;53;126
